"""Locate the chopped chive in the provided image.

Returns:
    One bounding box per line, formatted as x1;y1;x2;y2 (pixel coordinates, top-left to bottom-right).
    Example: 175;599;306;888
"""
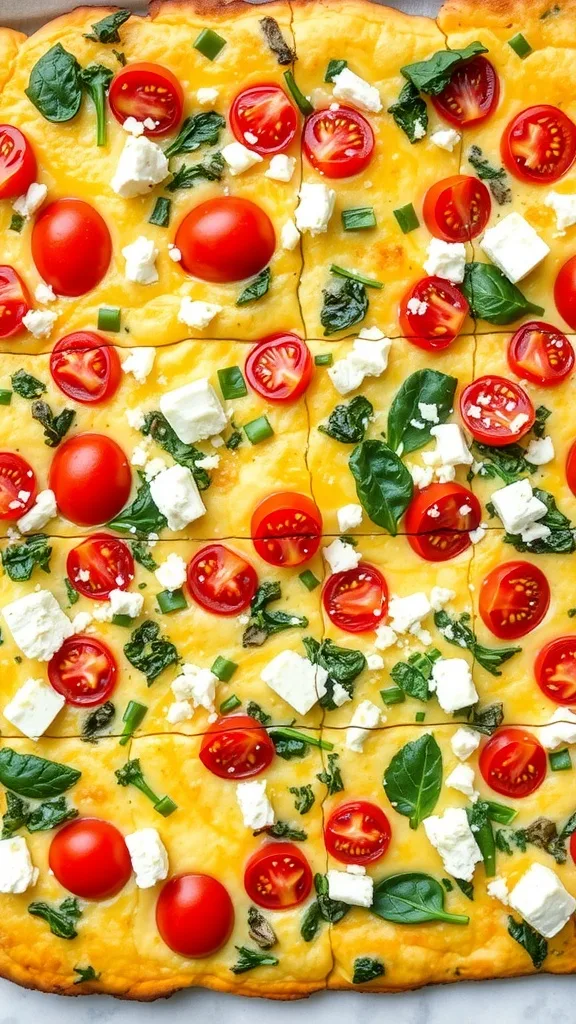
149;196;171;227
341;207;377;231
415;711;426;722
380;686;406;706
330;264;383;289
244;415;274;445
98;306;121;332
154;795;178;817
218;365;247;400
485;800;518;825
9;213;24;233
220;694;241;714
0;390;12;406
283;70;313;115
193;27;226;60
299;570;320;591
549;748;572;771
314;353;333;367
211;655;238;682
111;613;133;628
271;726;334;752
325;58;347;82
119;700;147;746
393;203;420;234
508;32;532;58
157;588;187;614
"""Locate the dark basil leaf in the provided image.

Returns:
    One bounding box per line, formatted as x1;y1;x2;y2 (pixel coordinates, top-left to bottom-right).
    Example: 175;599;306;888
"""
401;42;488;95
434;610;521;676
259;17;294;64
64;578;79;605
246;701;272;726
248;906;277;950
303;637;366;685
501;488;576;554
454;878;474;901
349;439;413;535
300;900;323;941
321;278;368;336
316;753;344;795
25;44;83;123
533;405;552;439
390;651;438;702
237;267;271;307
81;701;115;743
242;582;307;648
261;820;307;841
470;439;534;485
387;369;457;455
31;401;75;448
28;897;82;939
462;262;544;325
85;9;131;43
166;152;225;192
123;620;179;684
467;145;512;205
1;792;28;838
301;872;351;941
141;412;211;490
25;796;78;833
383;733;442;829
325;58;347;82
371;873;469;924
0;748;81;798
318;395;373;444
270;733;308;760
131;542;158;572
507;916;548;969
467;702;504;736
387;82;428;143
467;800;495;875
107;475;167;536
231;946;279;974
289;784;315;814
164;111;226;158
11;369;46;399
73;965;101;984
1;534;52;582
352;956;385;984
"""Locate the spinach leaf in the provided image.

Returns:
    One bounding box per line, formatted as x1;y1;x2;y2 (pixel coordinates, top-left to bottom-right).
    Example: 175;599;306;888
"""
64;578;79;605
1;534;52;582
123;620;179;684
259;16;294;64
231;946;279;974
131;541;158;571
470;439;534;485
261;820;307;841
467;145;511;205
289;784;315;814
85;9;131;43
507;916;548;969
349;439;413;535
164;111;226;158
0;748;81;798
390;649;442;703
321;278;368;336
166;152;225;192
26;796;78;834
141;411;210;490
462;263;544;325
316;753;344;795
11;369;46;399
352;957;385;984
28;897;82;939
434;610;521;676
318;395;373;444
73;965;100;984
79;65;113;146
303;636;366;710
325;58;348;82
237;267;271;306
371;873;469;924
247;906;277;949
301;873;351;941
468;702;504;736
81;701;115;743
107;475;167;536
387;82;428;143
501;488;576;554
242;581;308;647
383;733;442;829
467;801;495;876
387;369;457;455
498;817;569;865
246;701;272;726
25;44;83;123
0;792;27;838
271;732;309;760
31;401;75;448
454;878;474;900
401;42;488;95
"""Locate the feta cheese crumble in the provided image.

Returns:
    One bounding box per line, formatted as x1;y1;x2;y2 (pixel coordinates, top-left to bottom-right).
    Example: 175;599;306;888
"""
3;590;72;661
121;347;156;383
346;700;381;751
328;330;392;395
491;478;548;540
424;238;466;284
265;154;296;182
337;503;363;532
261;650;327;715
480;212;550;284
295;182;336;235
545;191;576;231
323;537;362;574
159;378;227;444
149;465;206;530
430;128;461;152
12;182;47;219
22;309;58;339
17;489;57;534
327;864;374;907
125;828;169;888
221;141;263;175
451;726;481;761
429;657;478;713
445;763;478;801
155;553;187;591
0;836;38;893
509;863;576;938
236;779;275;829
178;297;222;331
111;136;169;197
423;807;482;881
4;678;65;740
122;235;159;284
331;67;382;113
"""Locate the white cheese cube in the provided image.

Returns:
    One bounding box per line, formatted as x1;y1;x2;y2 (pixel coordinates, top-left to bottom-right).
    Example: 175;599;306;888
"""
328;335;392;395
12;182;47;219
487;876;510;904
445;763;478;801
323;538;361;574
221;141;263;175
337;503;363;532
261;649;328;715
346;699;381;752
429;424;473;467
295;182;336;235
125;828;169;889
332;68;382;113
121;347;156;383
424;238;466;283
491;479;548;537
159;378;227;444
196;87;219;105
265;154;296;182
430;128;461;152
509;863;576;938
518;522;551;544
236;780;275;829
429;657;478;713
34;282;56;304
451;726;481;761
545;191;576;231
327;865;374;907
155;553;187;591
423;807;482;881
388;592;431;634
17;489;56;534
3;590;72;661
111;136;169;197
149;464;206;531
4;678;65;741
525;436;554;465
280;219;300;250
540;708;576;750
0;837;38;893
171;663;217;711
480;212;550;283
178;297;222;331
122;236;159;284
108;589;143;619
22;309;58;338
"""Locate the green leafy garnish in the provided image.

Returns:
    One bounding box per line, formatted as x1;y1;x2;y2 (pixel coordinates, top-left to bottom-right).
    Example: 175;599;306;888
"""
237;267;271;306
467;702;504;736
325;58;347;82
507;916;548;969
390;648;442;702
301;873;351;941
29;897;82;939
1;534;52;582
107;475;167;537
231;946;279;974
349;439;413;535
79;64;113;146
401;42;488;94
386;369;457;455
321;278;368;336
131;541;158;572
352;957;385;984
303;636;366;709
11;369;46;399
81;701;115;743
166;152;225;192
316;752;344;795
73;965;101;984
2;791;77;838
261;821;307;841
383;733;442;829
387;82;428;143
242;581;308;647
64;578;79;605
85;9;131;43
0;748;80;799
124;620;178;684
25;44;83;123
467;145;511;205
115;758;177;816
164;111;225;158
246;701;272;726
467;801;495;876
259;16;294;64
462;262;544;325
434;610;521;676
31;400;75;448
141;411;211;490
247;905;277;949
318;395;373;444
289;785;315;814
372;873;469;924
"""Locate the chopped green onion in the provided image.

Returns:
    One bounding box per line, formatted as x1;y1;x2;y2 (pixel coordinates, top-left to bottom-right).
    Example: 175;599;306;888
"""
0;390;12;406
299;570;320;592
211;655;238;682
9;213;24;233
193;27;226;60
218;365;247;400
157;588;187;614
508;32;532;58
271;727;333;752
549;748;572;771
111;614;133;628
415;711;426;722
154;795;178;817
149;196;171;227
330;264;383;289
393;203;420;234
325;58;347;82
98;306;121;332
314;353;333;366
485;800;518;825
244;415;274;445
341;207;377;231
283;70;313;115
220;694;241;714
119;700;147;746
380;686;406;706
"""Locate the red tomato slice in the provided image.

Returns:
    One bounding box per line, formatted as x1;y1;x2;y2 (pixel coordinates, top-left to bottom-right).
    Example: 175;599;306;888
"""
50;332;121;405
66;534;135;601
535;637;576;706
0;125;36;199
0;453;36;520
479;561;550;640
324;801;391;864
0;266;30;338
322;563;388;633
460;375;535;446
230;83;297;155
49;434;131;527
422;174;491;242
245;334;313;402
399;276;469;351
244;842;312;909
566;439;576;495
431;56;499;128
508;321;575;386
405;482;481;562
175;197;275;284
571;832;576;865
303;106;374;178
479;727;546;798
32;199;111;297
108;62;184;135
187;544;258;616
49;818;132;900
156;874;234;957
501;105;576;184
199;715;275;779
48;636;117;707
251;491;322;567
554;254;576;330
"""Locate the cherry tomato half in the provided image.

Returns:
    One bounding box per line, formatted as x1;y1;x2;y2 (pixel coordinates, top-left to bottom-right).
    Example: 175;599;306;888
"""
251;491;322;567
32;199;111;297
479;561;550;640
322;563;388;633
422;174;491;242
399;276;469;351
244;842;312;909
324;801;391;864
405;482;481;562
49;434;131;527
245;334;313;402
508;321;575;386
460;375;535;446
187;544;258;616
50;332;122;405
0;125;36;199
156;874;234;957
431;56;499;128
554;254;576;331
479;727;546;798
66;534;135;601
48;635;117;707
535;637;576;706
199;715;275;779
501;105;576;184
175;197;275;284
230;83;297;155
566;439;576;495
49;818;132;900
109;62;184;136
0;453;36;520
0;266;30;338
303;106;374;178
